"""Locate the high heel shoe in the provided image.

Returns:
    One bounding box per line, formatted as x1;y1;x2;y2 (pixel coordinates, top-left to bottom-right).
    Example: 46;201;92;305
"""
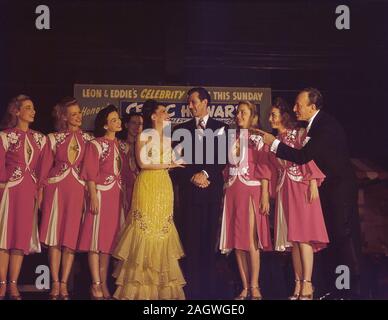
299;279;314;300
0;280;6;300
49;280;60;300
90;281;104;300
59;281;70;300
250;286;263;300
288;279;301;300
234;287;250;300
8;280;22;300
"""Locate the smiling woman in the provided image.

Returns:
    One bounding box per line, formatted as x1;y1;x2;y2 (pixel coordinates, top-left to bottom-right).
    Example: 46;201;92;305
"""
77;104;128;300
0;94;46;300
38;96;94;300
0;94;34;130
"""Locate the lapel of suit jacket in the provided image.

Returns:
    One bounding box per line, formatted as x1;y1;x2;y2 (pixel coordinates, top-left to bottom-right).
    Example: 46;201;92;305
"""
186;118;196;133
308;110;323;137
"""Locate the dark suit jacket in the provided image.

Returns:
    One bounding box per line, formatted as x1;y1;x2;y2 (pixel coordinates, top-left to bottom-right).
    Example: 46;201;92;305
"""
172;117;228;204
276;110;356;199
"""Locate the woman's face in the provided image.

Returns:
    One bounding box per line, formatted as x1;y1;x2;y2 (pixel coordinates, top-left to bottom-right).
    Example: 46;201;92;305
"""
126;115;143;137
269;107;282;129
152;105;170;127
236;103;252;129
16;99;36;124
105;111;122;133
65;104;82;128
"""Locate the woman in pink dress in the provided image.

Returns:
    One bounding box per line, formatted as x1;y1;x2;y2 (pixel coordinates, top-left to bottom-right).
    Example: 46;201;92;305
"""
0;94;46;300
78;105;127;300
39;97;94;300
268;97;329;300
219;101;272;300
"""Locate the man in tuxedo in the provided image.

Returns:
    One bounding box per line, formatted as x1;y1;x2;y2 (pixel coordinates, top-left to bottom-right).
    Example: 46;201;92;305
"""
258;88;362;299
173;87;228;299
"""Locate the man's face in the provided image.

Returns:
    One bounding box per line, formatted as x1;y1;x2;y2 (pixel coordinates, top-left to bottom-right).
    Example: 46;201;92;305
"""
293;91;316;121
188;92;208;118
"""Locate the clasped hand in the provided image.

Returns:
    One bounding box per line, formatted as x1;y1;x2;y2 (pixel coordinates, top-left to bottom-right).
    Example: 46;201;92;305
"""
191;172;210;188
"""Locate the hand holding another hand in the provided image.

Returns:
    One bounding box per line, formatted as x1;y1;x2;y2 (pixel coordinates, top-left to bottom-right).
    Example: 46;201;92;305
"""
191;172;210;188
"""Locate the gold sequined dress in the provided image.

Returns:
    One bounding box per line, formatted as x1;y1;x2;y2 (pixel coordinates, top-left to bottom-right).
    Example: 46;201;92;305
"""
113;141;186;300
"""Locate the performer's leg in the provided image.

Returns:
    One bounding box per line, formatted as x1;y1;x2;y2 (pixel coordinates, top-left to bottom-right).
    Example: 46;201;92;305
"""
0;249;9;298
235;249;249;299
88;251;103;299
9;249;24;298
60;247;75;298
99;253;111;299
248;202;261;299
290;243;303;298
299;243;314;298
48;245;61;297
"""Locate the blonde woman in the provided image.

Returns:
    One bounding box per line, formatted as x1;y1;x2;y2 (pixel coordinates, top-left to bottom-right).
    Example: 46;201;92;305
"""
39;97;93;299
219;101;272;300
0;95;46;300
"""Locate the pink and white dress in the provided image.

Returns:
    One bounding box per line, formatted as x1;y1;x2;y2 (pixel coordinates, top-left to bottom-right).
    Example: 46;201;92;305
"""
77;137;128;254
39;129;94;250
0;128;46;254
219;131;273;253
270;128;329;252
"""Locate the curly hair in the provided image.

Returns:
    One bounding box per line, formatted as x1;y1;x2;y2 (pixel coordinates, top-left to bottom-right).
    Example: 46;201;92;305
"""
0;94;32;129
52;96;79;131
93;104;119;138
272;97;297;129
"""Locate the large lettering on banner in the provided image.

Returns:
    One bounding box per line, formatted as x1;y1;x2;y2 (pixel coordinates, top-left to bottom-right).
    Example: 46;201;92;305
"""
74;84;272;131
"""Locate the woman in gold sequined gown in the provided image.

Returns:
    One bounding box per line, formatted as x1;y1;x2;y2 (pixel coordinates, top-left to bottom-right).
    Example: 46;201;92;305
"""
113;100;186;300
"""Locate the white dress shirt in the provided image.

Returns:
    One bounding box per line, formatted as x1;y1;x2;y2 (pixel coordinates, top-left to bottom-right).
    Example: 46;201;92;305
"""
306;110;320;134
195;113;210;129
194;114;210;178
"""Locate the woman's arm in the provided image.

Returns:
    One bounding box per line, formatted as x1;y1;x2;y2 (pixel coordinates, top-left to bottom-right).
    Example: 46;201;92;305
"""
308;179;319;203
87;180;99;215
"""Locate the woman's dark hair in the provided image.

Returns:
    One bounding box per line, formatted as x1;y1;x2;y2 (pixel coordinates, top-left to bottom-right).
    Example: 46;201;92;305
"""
123;112;143;124
272;97;297;129
117;112;143;140
93;104;119;137
141;99;160;130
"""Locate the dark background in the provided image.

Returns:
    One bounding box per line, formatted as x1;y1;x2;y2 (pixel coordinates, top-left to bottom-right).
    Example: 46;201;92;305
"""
1;0;388;299
1;0;387;167
0;0;388;164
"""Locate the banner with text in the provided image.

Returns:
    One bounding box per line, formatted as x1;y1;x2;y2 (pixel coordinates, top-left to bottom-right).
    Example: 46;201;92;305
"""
74;84;272;131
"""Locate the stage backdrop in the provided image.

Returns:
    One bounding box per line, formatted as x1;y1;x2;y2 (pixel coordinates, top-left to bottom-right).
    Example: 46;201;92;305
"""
74;84;272;131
